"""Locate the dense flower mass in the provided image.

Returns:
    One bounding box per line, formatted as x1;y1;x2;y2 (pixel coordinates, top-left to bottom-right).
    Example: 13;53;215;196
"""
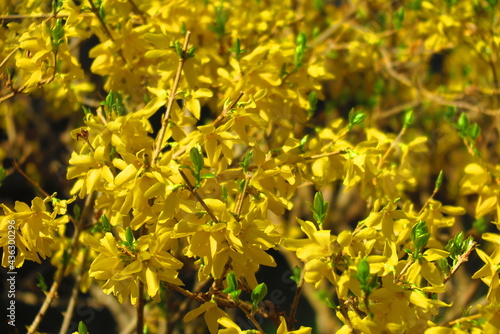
1;0;499;333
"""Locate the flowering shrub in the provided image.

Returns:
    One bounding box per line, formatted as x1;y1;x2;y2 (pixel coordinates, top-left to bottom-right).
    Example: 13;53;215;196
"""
1;0;499;333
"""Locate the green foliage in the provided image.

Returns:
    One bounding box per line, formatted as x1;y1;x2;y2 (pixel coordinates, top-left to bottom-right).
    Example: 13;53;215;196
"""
78;321;89;334
408;221;430;259
308;191;329;228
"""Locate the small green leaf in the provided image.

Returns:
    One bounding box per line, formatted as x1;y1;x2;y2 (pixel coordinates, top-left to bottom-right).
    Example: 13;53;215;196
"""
296;32;307;48
190;146;204;174
293;44;305;69
299;134;308;153
393;7;405;30
125;227;134;245
0;166;6;187
172;40;182;58
251;282;268;306
434;170;443;191
237;179;245;193
101;214;111;232
223;272;238;293
201;173;216;179
52;0;63;12
444;106;456;121
36;273;48;292
82;106;91;115
468;123;481;141
403;109;414;128
308;91;318;116
325;297;336;308
78;321;89;334
229;38;245;61
411;221;430;257
209;2;230;39
457;113;469;133
290;266;302;285
73;204;81;221
356;257;370;286
239;151;253;173
229;290;241;301
348;108;367;130
221;185;228;203
308;191;329;227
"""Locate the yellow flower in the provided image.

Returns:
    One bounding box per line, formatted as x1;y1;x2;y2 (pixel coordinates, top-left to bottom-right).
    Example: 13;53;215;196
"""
85;231;183;304
183;301;228;334
0;197;69;267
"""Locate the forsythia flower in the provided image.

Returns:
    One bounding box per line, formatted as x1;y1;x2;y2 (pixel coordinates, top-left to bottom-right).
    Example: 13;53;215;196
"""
85;231;183;304
0;197;69;267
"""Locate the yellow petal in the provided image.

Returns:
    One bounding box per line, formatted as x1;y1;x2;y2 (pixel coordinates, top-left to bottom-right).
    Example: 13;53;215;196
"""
145;267;159;297
115;164;138;187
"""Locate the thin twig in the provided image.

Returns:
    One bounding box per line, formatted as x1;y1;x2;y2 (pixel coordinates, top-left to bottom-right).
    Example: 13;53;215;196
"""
0;13;95;20
288;272;305;330
377;127;406;170
213;258;233;290
126;0;147;24
443;241;477;284
0;47;20;69
418;187;439;216
395;258;414;283
58;247;90;334
171;91;244;161
28;193;94;334
212;91;244;128
441;313;482;327
179;169;219;224
87;0;128;65
152;31;192;164
241;307;265;334
13;160;50;198
235;174;251;218
137;281;145;334
305;150;346;160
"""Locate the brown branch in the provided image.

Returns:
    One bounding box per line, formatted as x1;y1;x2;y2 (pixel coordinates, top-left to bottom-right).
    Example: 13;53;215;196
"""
179;169;219;224
13;160;50;198
377;127;406;170
288;272;305;330
213;258;233;291
126;0;146;25
136;281;145;334
441;314;482;327
28;193;94;334
235;174;251;218
58;248;90;334
0;47;20;69
443;241;477;284
305;150;346;160
241;306;265;334
87;0;128;65
163;281;208;303
395;258;414;284
0;13;95;20
152;31;192;164
171;91;244;162
212;91;244;128
163;282;270;321
418;187;439;216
